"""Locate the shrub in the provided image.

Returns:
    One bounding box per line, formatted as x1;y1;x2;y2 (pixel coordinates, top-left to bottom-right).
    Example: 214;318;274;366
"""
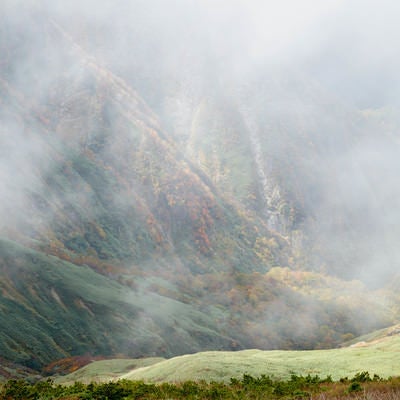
348;381;362;392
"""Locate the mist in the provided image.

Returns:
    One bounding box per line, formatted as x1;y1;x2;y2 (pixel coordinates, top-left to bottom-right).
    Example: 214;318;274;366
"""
2;0;400;275
2;0;400;277
1;0;400;362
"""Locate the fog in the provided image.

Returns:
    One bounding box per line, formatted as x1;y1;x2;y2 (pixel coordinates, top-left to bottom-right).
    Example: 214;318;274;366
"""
4;0;400;101
2;0;400;288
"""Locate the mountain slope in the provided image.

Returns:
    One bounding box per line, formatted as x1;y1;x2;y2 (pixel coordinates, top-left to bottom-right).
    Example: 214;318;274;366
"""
0;239;244;369
0;2;398;372
0;14;288;276
157;72;400;282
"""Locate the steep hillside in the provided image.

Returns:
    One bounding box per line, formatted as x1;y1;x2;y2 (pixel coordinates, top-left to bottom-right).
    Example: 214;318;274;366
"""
152;73;400;282
0;7;296;275
1;234;392;370
0;1;398;372
0;239;242;369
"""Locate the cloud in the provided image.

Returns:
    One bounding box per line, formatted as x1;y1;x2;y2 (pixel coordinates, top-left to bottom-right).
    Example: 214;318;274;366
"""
2;0;400;286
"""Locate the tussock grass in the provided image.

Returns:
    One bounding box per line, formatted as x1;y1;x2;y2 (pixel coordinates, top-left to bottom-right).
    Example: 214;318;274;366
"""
119;335;400;383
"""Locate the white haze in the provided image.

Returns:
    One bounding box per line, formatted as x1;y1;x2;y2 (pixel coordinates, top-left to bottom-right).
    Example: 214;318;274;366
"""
1;0;400;290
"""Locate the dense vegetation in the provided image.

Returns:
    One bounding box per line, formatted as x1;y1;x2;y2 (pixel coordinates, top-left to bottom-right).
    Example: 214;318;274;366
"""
0;236;394;371
1;2;400;374
2;373;400;399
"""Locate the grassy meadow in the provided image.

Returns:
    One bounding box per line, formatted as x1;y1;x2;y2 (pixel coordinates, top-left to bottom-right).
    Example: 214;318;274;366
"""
1;326;400;399
52;331;400;385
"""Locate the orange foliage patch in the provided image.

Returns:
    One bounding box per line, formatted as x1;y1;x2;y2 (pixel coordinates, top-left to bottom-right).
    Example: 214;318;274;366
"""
43;355;107;376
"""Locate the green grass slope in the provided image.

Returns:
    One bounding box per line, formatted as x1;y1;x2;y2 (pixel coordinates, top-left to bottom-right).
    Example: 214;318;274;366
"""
341;323;400;346
118;334;400;383
54;358;164;384
0;238;238;369
0;233;394;372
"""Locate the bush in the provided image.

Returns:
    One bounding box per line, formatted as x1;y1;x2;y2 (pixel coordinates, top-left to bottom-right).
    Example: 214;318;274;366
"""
352;371;371;382
0;372;398;399
348;381;362;392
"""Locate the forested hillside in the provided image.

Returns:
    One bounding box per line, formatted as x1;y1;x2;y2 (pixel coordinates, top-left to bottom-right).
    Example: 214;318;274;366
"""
0;0;399;373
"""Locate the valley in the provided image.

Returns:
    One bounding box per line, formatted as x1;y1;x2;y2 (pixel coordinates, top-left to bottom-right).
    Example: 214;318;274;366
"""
0;1;399;393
